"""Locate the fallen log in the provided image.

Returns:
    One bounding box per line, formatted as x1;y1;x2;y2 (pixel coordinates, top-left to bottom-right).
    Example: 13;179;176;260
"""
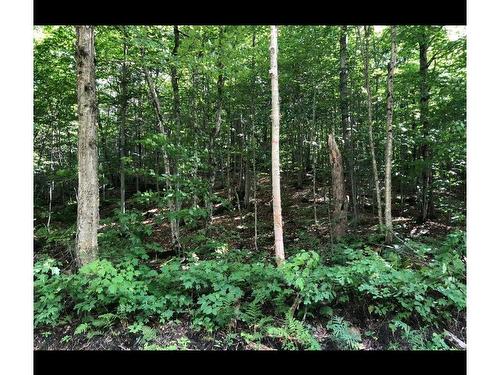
444;330;466;349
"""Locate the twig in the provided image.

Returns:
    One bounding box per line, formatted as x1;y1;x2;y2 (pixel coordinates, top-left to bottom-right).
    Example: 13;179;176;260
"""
444;330;466;349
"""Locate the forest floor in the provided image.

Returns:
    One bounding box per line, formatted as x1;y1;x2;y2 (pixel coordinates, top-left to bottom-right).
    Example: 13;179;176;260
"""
34;173;465;350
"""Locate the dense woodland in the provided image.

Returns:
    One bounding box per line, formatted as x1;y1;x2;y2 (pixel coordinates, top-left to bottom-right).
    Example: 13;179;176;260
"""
34;25;466;350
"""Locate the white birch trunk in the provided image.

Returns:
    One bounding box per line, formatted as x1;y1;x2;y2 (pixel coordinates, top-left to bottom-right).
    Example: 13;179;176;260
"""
270;26;285;265
384;26;397;244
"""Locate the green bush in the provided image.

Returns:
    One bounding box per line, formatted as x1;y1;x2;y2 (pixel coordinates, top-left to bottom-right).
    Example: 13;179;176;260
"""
34;232;466;348
34;257;65;327
327;316;363;350
267;311;321;350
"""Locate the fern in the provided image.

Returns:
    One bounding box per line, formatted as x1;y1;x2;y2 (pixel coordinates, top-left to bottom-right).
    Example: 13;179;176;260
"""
389;320;451;350
327;316;362;350
239;296;264;325
267;311;321;350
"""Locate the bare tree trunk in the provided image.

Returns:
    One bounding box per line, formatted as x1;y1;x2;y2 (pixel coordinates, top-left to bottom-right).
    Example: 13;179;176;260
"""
170;25;182;249
419;28;433;223
384;26;397;244
251;30;259;252
270;26;285;265
328;134;347;239
225;117;232;202
324;185;334;249
143;56;180;251
119;32;128;214
243;114;251;208
75;25;99;266
253;137;258;251
208;26;225;221
47;128;55;232
339;26;358;222
363;26;383;231
155;152;160;193
135;94;143;193
311;88;318;225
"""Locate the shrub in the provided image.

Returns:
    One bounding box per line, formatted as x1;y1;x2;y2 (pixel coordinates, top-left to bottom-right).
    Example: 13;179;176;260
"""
327;316;363;350
267;311;321;350
34;257;65;327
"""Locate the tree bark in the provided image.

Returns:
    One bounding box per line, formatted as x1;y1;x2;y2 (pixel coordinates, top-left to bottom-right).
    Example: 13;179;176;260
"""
339;26;358;222
208;26;225;220
328;134;347;239
311;88;318;225
119;30;128;214
270;26;285;265
363;26;383;231
170;25;182;247
142;54;180;251
419;28;433;223
47;128;55;232
251;30;259;252
384;26;397;244
75;25;99;266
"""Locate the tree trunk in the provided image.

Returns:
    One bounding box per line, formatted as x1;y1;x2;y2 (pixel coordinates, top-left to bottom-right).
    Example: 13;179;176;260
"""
170;25;182;248
142;55;180;251
270;26;285;265
136;94;143;193
208;26;225;220
419;29;433;223
75;25;99;266
242;113;251;208
251;30;259;252
384;26;397;244
311;88;318;225
339;26;358;222
119;31;128;214
328;134;347;239
47;127;55;232
363;26;383;231
297;128;304;189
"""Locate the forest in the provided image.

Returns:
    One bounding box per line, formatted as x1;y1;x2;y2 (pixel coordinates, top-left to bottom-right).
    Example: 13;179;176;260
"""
33;25;466;351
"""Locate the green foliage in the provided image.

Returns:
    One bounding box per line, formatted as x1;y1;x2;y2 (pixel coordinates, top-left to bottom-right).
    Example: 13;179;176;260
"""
144;337;190;351
326;316;362;350
99;210;160;261
34;233;465;350
34;257;65;327
389;320;451;350
128;322;157;343
281;250;336;306
35;226;75;252
267;311;321;350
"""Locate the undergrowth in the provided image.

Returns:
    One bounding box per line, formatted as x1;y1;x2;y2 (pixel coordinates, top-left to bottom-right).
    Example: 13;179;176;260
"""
34;212;466;350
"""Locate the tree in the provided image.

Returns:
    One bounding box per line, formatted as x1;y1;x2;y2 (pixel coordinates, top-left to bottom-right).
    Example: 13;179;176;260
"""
418;27;433;223
339;26;358;222
208;26;225;221
170;25;182;248
328;133;347;239
250;29;259;251
142;49;180;251
118;28;129;214
75;25;99;266
270;25;285;265
384;26;397;244
363;26;383;231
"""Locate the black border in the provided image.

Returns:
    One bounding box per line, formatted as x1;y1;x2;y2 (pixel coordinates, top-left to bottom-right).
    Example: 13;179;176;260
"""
34;350;466;374
34;0;466;25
